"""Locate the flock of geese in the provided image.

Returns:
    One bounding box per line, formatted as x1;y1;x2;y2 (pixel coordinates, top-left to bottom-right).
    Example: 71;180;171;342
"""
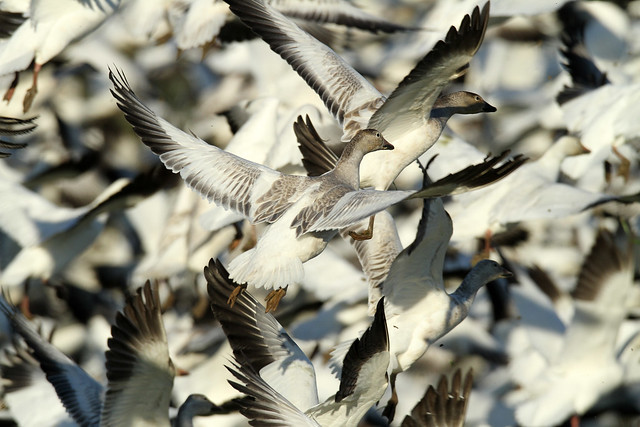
0;0;639;426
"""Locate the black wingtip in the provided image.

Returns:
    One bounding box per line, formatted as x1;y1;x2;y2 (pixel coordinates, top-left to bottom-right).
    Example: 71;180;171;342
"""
335;297;389;403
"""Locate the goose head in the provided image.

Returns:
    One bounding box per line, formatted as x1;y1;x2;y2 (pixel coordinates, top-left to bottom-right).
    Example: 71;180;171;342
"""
180;394;220;415
434;91;497;115
351;129;394;154
176;393;220;422
474;259;513;281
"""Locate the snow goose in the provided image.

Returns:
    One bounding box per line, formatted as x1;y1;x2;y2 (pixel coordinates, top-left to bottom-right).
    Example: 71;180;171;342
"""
0;116;35;157
0;282;222;426
444;135;626;246
206;258;390;426
0;0;121;112
401;368;473;427
222;0;495;192
555;3;639;183
378;192;511;420
0;169;164;294
110;69;522;311
507;229;635;426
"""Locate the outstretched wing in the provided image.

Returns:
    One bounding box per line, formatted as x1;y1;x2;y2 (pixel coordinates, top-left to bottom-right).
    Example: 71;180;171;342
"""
223;0;383;137
109;68;306;225
272;0;410;34
307;151;526;233
368;2;490;141
205;259;319;410
100;282;174;426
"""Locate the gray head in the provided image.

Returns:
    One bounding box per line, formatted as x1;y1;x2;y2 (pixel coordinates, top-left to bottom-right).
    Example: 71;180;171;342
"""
473;259;512;281
177;393;219;420
453;260;512;302
349;129;394;154
433;91;497;115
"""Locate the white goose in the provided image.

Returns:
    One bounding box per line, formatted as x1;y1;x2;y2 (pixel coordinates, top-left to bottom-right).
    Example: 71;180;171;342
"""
222;0;494;192
507;229;635;426
205;258;390;426
377;192;511;419
445;135;623;245
110;69;522;311
0;0;121;112
0;169;163;293
0;282;221;426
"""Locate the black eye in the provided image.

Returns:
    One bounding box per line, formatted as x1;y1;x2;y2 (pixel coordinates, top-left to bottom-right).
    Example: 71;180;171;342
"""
475;96;481;101
376;132;380;138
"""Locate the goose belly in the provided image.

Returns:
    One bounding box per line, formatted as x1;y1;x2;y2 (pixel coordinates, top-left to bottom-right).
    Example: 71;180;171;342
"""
227;219;335;290
359;126;432;189
387;294;456;372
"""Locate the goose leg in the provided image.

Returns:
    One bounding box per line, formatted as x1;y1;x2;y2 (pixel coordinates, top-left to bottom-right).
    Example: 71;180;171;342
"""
227;283;247;308
3;72;19;103
570;414;580;427
264;285;288;313
349;216;375;241
228;221;244;251
612;146;630;182
472;229;493;265
20;278;33;320
192;293;211;319
23;63;41;113
382;373;398;422
160;279;176;312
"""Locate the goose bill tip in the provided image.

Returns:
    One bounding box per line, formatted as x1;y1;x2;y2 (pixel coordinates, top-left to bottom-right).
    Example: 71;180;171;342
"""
483;102;497;113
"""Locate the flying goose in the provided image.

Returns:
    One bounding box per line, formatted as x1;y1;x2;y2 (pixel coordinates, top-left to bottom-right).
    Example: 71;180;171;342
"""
0;168;167;293
0;282;222;426
206;258;390;426
375;190;511;420
110;69;523;311
508;229;635;426
0;0;121;112
444;135;636;248
222;0;494;192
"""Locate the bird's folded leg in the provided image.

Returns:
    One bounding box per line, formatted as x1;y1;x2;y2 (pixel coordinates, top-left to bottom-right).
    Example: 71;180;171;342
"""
23;63;41;113
228;221;244;251
264;285;288;313
382;373;398;422
3;73;19;103
472;229;493;265
612;145;630;182
348;216;375;241
227;283;247;308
